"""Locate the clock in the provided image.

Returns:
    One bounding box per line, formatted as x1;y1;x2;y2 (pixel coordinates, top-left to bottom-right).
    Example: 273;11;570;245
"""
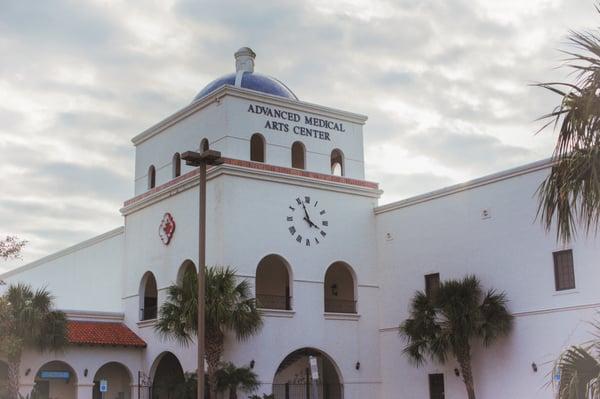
287;196;328;246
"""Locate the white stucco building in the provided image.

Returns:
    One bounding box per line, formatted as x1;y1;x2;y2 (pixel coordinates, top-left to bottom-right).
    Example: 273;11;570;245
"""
1;47;598;399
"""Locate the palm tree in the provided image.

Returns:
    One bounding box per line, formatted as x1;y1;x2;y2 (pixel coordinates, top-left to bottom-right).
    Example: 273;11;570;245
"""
536;6;600;243
0;284;68;399
216;362;260;399
553;344;600;398
399;275;513;399
155;266;263;399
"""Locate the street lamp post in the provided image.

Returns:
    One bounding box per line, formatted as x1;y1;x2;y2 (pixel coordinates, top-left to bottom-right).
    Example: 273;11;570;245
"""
181;149;223;399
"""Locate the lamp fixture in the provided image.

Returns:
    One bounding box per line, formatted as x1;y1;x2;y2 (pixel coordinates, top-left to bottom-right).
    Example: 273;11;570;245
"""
531;362;538;372
355;362;360;370
331;284;338;296
454;368;460;377
25;369;31;376
250;360;255;369
84;369;88;377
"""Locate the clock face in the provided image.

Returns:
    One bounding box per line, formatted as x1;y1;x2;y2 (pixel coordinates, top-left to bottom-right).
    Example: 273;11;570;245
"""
287;196;328;246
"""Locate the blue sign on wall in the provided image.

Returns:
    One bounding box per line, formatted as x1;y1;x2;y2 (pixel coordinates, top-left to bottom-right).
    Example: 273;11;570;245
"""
39;371;70;380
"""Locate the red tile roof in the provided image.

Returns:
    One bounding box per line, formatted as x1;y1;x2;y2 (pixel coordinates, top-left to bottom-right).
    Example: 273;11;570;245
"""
67;321;147;348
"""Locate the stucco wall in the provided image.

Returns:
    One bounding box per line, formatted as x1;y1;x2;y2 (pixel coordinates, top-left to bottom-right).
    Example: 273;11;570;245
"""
0;228;125;313
375;166;600;398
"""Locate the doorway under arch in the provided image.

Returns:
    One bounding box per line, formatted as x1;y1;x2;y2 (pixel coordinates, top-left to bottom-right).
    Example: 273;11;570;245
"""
93;362;132;399
273;348;343;399
34;360;78;399
151;352;185;399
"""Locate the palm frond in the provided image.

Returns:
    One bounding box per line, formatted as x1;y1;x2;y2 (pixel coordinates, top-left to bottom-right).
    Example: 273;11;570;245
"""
478;290;513;346
536;13;600;243
554;345;600;399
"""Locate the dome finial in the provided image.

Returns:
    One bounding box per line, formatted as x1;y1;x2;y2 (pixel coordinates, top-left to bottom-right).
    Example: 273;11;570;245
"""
235;47;255;73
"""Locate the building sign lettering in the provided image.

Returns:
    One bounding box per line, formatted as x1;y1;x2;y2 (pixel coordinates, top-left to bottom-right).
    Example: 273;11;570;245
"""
247;104;346;141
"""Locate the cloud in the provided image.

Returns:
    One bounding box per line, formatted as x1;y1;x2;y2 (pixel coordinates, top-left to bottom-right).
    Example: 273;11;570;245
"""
0;0;596;268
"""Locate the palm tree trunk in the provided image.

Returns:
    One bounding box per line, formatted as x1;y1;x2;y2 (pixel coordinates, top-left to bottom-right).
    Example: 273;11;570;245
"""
229;386;237;399
7;351;20;399
206;330;224;399
457;345;476;399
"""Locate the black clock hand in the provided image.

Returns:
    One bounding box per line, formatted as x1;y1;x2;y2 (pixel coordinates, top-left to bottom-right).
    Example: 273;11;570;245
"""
303;217;320;229
301;202;314;225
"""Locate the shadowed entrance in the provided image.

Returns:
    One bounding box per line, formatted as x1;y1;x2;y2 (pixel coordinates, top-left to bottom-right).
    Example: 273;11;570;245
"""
273;348;342;399
151;352;185;399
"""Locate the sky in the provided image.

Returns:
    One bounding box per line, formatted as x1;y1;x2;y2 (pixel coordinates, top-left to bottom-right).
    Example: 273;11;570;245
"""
0;0;597;270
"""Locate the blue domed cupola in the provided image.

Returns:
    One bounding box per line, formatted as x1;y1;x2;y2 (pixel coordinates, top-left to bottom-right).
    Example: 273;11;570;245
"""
193;47;298;102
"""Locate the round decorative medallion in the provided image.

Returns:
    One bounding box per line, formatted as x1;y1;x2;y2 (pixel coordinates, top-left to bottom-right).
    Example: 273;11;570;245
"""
159;213;176;245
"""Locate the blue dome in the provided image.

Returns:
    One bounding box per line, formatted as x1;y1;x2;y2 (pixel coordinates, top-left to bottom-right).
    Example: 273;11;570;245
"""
193;72;298;102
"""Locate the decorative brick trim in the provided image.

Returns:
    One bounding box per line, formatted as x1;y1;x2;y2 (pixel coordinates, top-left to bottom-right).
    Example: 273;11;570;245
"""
223;158;379;189
124;158;379;207
124;168;199;207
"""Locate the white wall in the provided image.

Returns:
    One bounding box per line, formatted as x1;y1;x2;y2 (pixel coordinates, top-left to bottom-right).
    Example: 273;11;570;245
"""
132;90;368;196
375;166;600;398
0;228;125;313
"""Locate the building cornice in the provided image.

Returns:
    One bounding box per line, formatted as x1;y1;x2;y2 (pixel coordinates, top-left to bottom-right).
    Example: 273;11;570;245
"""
0;227;125;280
131;85;368;146
374;158;552;215
379;301;600;333
121;158;381;215
63;309;125;322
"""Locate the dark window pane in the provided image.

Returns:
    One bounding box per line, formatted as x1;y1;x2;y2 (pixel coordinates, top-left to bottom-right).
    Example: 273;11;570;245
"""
429;373;444;399
250;134;265;162
553;250;575;291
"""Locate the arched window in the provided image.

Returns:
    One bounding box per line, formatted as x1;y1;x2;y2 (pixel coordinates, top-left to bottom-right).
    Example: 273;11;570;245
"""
256;254;292;310
324;261;356;313
172;153;181;178
148;165;156;189
291;141;306;169
331;149;344;176
140;272;158;320
250;133;265;162
176;260;197;286
200;138;209;152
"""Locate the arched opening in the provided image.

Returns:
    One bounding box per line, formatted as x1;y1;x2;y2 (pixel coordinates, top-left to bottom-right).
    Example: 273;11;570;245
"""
200;138;209;152
148;165;156;189
330;149;344;176
93;362;132;399
172;153;181;178
151;352;185;399
250;133;266;163
256;254;292;310
324;262;356;314
34;361;77;399
140;272;158;321
291;141;306;169
273;348;343;399
176;260;197;286
0;361;7;398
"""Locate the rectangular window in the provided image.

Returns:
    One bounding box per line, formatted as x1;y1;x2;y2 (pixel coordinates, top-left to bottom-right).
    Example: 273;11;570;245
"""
425;273;440;297
553;250;575;291
428;373;445;399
